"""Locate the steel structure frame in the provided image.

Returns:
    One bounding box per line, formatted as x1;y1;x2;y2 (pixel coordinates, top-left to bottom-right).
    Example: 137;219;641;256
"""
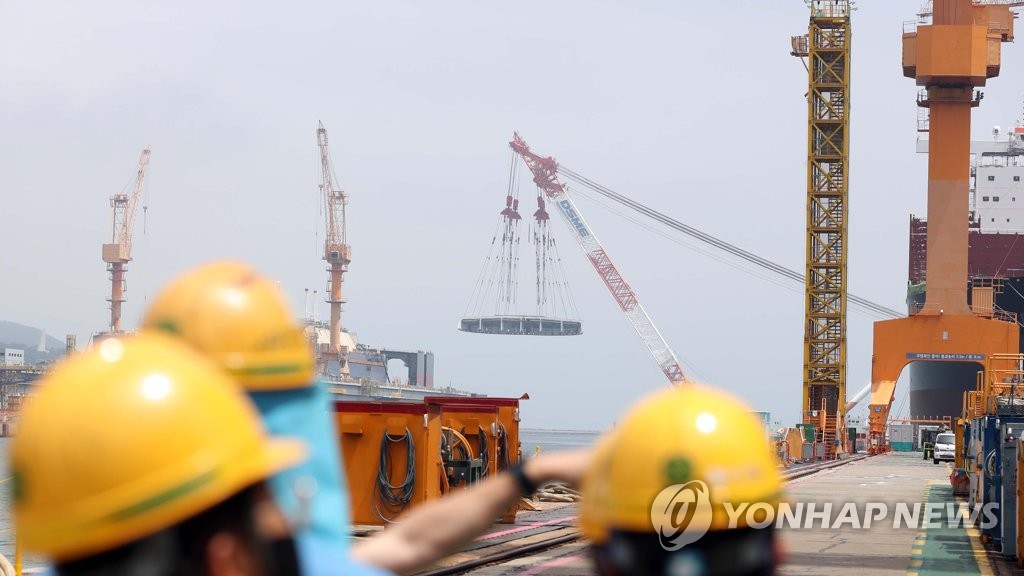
800;1;851;454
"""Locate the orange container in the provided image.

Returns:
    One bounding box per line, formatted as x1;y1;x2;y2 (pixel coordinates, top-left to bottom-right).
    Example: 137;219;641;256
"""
334;401;443;525
425;396;524;523
433;403;499;477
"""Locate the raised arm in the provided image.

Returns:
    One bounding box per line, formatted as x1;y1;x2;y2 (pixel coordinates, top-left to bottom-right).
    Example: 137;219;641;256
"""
351;449;591;575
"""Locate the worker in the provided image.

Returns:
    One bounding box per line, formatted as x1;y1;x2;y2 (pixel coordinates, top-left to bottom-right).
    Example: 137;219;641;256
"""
140;260;593;575
579;384;783;576
11;333;311;575
141;261;357;573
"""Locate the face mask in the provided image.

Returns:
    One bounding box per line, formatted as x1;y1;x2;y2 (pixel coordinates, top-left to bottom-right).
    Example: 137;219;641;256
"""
249;384;350;545
256;535;302;576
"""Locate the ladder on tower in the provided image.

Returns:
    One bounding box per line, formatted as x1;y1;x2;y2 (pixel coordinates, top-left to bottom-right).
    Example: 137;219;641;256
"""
793;0;852;460
823;407;839;459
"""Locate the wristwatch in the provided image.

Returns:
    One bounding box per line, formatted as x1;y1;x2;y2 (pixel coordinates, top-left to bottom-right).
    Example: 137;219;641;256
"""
509;461;539;496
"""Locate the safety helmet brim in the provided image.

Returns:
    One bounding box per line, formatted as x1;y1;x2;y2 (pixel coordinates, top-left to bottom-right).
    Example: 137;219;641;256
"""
12;334;311;562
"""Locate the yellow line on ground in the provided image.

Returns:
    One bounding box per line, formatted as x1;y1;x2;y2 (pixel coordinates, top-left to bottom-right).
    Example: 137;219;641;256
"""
965;520;994;576
906;484;934;575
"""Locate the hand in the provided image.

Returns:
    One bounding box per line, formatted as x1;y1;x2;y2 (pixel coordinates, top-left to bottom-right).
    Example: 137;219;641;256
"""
523;448;593;487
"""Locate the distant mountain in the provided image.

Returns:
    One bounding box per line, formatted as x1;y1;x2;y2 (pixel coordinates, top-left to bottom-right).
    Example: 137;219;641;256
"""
0;321;66;365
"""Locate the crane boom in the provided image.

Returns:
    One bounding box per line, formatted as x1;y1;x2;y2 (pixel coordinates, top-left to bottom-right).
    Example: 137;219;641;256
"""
318;122;349;252
106;147;151;257
101;146;152;333
509;133;687;385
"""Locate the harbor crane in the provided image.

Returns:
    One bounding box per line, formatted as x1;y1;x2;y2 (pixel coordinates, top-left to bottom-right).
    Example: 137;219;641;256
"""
492;132;909;396
317;121;352;376
509;133;687;386
867;0;1018;453
101;147;151;333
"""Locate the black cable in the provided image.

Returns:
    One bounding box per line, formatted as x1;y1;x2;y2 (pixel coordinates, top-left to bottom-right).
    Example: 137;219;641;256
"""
372;428;416;523
560;166;904;320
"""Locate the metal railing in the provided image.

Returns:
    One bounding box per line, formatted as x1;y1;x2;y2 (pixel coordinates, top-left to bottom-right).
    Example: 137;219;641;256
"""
907;301;1018;325
809;0;851;18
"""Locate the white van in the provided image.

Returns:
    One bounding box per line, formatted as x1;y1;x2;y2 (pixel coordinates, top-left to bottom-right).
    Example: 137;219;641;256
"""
933;432;955;464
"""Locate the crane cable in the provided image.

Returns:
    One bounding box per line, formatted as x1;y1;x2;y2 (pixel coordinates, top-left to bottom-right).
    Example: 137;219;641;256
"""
570;187;810;301
559;166;904;320
464;220;505;317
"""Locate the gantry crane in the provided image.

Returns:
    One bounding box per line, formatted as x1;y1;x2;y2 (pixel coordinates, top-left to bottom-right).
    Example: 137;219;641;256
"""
509;133;687;385
101;147;151;333
790;0;852;458
316;121;352;376
867;0;1018;453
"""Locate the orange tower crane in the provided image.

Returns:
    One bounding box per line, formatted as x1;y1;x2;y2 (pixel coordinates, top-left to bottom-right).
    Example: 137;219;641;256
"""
101;147;151;333
316;121;352;376
867;0;1018;453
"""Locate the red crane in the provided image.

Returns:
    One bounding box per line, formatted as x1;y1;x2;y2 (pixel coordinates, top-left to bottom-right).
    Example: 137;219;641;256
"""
509;133;687;385
101;147;151;333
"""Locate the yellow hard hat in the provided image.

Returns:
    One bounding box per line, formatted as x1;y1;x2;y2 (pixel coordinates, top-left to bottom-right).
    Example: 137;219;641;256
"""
579;384;782;543
142;260;315;390
11;333;306;561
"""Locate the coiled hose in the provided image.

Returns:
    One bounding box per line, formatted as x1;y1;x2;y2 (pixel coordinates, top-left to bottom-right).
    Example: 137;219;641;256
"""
373;428;416;523
442;427;475;461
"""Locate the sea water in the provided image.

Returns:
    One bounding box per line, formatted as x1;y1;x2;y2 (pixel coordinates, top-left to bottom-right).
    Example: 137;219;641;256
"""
519;428;603;455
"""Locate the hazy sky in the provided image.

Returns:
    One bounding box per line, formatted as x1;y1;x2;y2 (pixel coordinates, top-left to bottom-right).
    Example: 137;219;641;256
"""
3;1;1023;430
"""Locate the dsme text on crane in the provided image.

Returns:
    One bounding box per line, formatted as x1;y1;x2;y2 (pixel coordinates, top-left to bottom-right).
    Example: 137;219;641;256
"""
557;200;590;238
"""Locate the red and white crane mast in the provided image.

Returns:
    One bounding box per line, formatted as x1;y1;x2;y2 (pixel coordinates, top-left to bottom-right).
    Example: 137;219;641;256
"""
509;133;687;385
